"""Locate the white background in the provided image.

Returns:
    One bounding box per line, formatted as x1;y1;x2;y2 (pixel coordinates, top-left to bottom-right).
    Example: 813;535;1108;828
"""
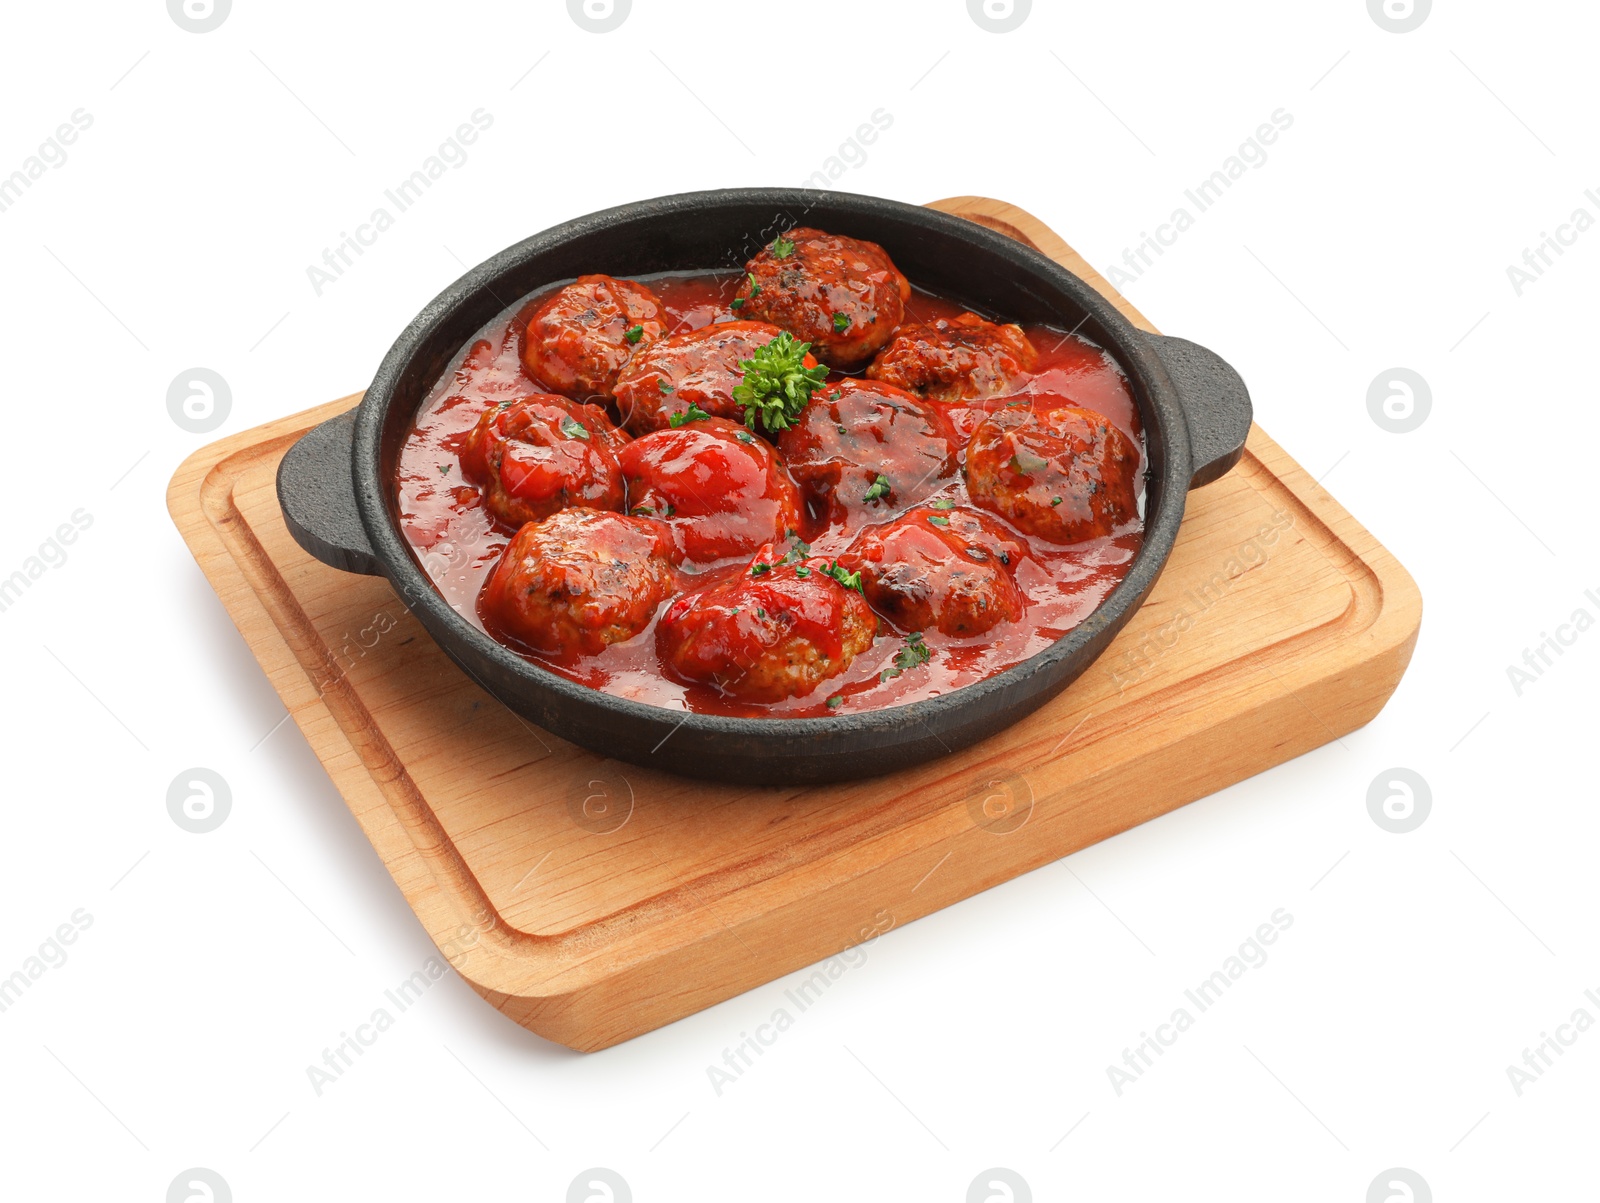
1;1;1595;1199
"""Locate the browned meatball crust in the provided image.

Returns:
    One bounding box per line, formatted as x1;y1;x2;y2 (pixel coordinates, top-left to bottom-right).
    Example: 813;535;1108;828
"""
478;508;680;659
776;378;959;529
655;543;877;702
733;228;910;367
841;504;1029;637
866;312;1038;402
966;404;1140;543
519;274;668;402
459;394;631;528
611;320;794;433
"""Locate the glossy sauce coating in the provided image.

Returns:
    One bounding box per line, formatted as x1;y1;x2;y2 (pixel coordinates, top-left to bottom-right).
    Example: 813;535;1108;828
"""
396;269;1145;718
520;274;668;402
657;544;878;703
733;229;910;367
479;508;680;659
840;504;1029;637
777;378;959;532
967;404;1141;543
867;311;1038;402
612;320;794;433
459;393;628;527
617;416;801;565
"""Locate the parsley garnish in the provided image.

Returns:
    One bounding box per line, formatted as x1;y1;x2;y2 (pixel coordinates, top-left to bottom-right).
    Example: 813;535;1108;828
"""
927;514;950;528
735;430;755;444
880;632;930;682
669;403;712;428
826;695;843;710
1051;496;1062;506
438;464;451;476
630;505;654;517
863;474;890;504
748;273;761;296
730;297;745;310
928;498;955;510
822;561;863;593
1010;450;1049;474
751;536;812;577
560;416;589;440
794;565;811;578
657;378;674;394
771;234;795;259
832;312;850;333
623;324;644;344
732;332;829;433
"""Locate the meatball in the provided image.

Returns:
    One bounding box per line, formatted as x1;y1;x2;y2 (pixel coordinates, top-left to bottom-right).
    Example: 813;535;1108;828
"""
866;312;1038;403
966;404;1140;543
777;379;959;529
841;504;1029;637
459;394;630;528
656;543;878;702
612;320;807;433
519;274;668;402
617;416;802;564
479;509;680;659
733;228;910;367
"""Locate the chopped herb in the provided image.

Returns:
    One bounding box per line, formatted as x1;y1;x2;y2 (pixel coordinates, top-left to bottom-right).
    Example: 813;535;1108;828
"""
657;378;675;394
826;695;843;709
928;498;955;510
747;273;762;297
836;424;848;436
623;324;644;344
751;561;772;576
559;416;590;440
756;607;766;618
927;514;951;528
730;297;746;310
1051;496;1062;506
822;561;863;593
630;505;654;517
729;607;741;616
732;331;829;433
770;234;795;259
1010;450;1049;474
669;402;712;428
794;565;811;578
832;312;850;333
663;502;676;518
438;464;451;476
863;474;891;503
735;430;755;444
880;632;931;682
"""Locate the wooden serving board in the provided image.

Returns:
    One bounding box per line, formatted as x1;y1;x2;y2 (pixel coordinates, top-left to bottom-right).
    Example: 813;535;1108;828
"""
167;198;1421;1051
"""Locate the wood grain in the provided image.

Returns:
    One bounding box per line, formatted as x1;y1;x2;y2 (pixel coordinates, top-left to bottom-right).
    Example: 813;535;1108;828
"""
167;198;1422;1051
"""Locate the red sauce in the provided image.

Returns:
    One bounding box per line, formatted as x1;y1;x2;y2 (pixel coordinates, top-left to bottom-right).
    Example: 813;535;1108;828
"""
395;270;1145;718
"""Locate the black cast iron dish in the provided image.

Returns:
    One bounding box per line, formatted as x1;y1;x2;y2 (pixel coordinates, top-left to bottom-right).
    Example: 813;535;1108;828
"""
277;189;1251;785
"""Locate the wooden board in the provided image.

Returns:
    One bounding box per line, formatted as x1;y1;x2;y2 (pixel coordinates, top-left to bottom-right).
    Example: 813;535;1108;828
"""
167;198;1421;1052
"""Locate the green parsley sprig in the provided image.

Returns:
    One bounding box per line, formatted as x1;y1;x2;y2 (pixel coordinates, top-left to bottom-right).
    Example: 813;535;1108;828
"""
668;403;712;428
880;632;931;682
733;332;829;434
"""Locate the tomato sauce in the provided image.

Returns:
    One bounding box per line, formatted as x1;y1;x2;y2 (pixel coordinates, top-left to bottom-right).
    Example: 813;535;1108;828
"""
395;271;1145;718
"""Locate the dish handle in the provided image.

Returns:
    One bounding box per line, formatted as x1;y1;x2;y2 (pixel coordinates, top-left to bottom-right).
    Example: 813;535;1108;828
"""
276;409;384;576
1146;334;1253;489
